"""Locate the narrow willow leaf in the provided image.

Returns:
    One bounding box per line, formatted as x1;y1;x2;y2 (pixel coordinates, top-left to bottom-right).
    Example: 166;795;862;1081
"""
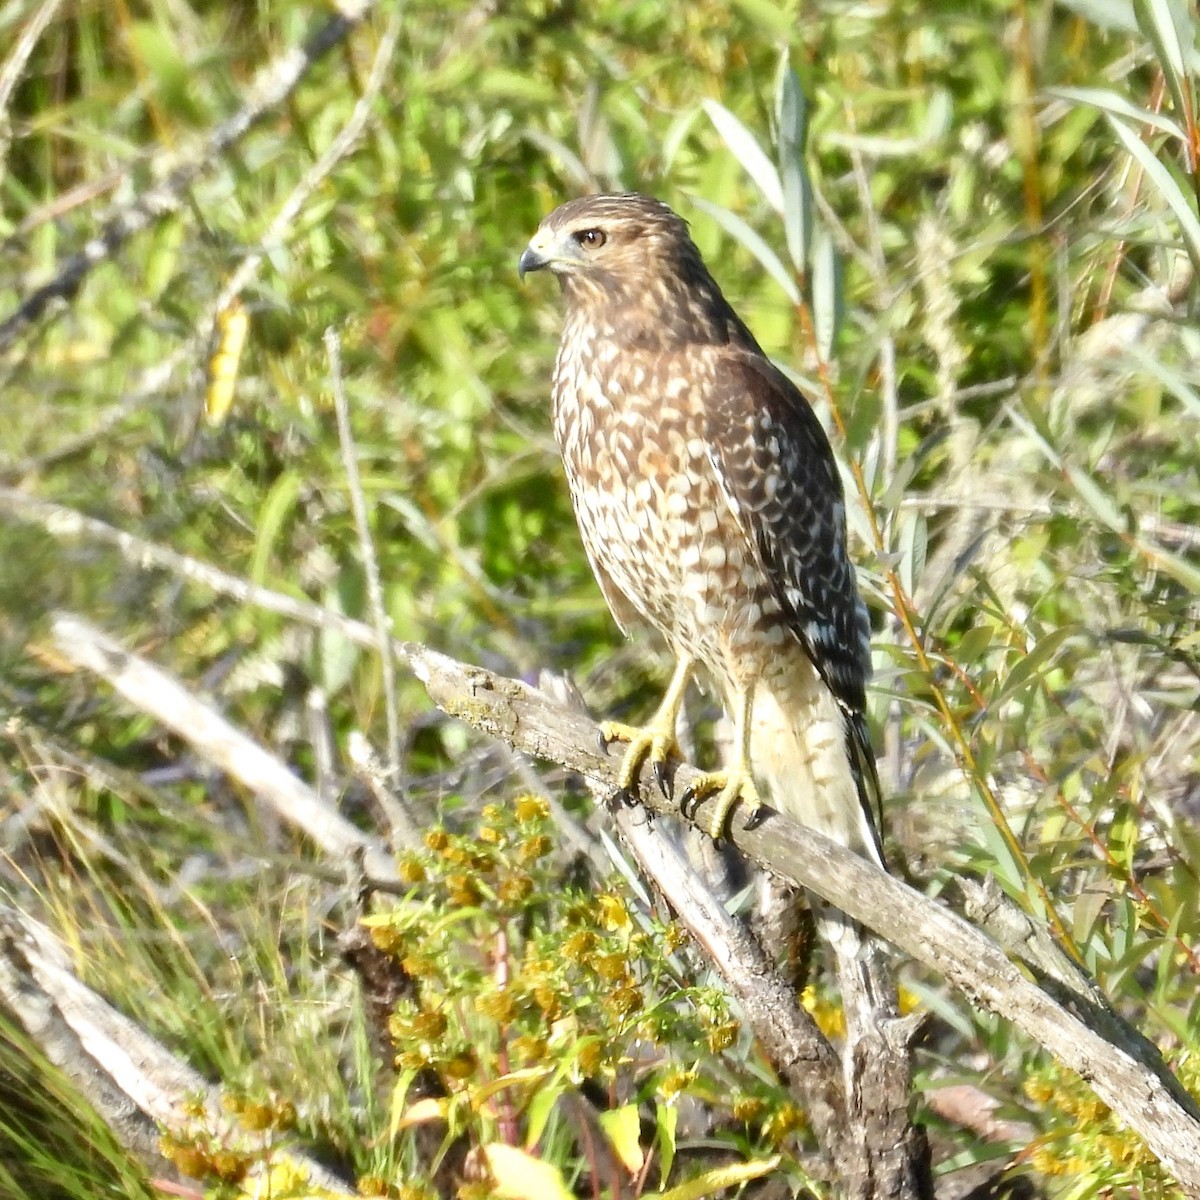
1107;115;1200;277
690;196;800;303
993;625;1077;705
389;1067;421;1139
524;1084;565;1150
205;299;248;426
776;64;813;269
251;470;303;584
1133;0;1195;136
897;507;928;599
1135;536;1200;592
1073;887;1108;946
396;1097;448;1128
656;1102;678;1183
1056;0;1137;31
1065;462;1129;533
470;1066;553;1109
1126;340;1200;417
810;225;843;361
1108;802;1139;874
1048;86;1184;142
701;99;784;212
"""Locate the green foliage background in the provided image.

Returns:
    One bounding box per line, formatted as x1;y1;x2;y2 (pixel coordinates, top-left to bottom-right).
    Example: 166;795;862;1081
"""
1;0;1198;1196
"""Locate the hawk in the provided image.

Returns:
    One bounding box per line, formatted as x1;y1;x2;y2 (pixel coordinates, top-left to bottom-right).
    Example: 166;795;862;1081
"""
519;193;882;866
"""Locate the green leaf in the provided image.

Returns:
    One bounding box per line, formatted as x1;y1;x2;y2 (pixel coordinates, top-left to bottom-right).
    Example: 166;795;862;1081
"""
656;1102;678;1183
1135;536;1200;592
1107;114;1200;278
810;225;843;361
776;63;814;271
1125;341;1200;417
1072;887;1109;946
250;470;304;585
598;1103;643;1174
524;1084;564;1150
1064;463;1129;533
689;196;800;303
701;100;784;212
993;625;1078;705
1108;802;1139;875
1056;0;1137;32
896;506;928;599
1133;0;1197;130
1048;86;1184;143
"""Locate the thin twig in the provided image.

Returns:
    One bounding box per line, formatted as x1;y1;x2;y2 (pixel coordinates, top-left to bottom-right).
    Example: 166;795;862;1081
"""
346;732;424;852
0;0;377;356
327;328;402;780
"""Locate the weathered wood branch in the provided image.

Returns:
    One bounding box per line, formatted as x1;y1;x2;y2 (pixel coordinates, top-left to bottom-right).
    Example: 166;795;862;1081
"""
47;610;925;1194
404;643;1200;1195
0;905;354;1193
44;612;1200;1193
541;672;920;1193
50;612;404;879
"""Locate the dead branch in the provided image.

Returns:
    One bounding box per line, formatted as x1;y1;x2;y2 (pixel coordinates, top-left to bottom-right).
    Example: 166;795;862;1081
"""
42;612;1200;1192
403;643;1200;1195
0;0;377;357
0;488;379;645
0;905;355;1193
49;612;399;881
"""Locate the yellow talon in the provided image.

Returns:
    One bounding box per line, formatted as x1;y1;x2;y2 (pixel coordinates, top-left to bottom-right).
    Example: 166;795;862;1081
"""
601;719;678;794
600;655;695;800
681;767;763;839
678;682;761;839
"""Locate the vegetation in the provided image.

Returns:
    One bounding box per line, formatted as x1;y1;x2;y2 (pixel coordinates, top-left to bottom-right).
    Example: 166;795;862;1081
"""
1;0;1198;1196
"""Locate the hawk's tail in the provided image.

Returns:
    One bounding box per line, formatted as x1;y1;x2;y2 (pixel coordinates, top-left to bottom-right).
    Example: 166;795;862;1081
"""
749;677;883;868
748;676;882;960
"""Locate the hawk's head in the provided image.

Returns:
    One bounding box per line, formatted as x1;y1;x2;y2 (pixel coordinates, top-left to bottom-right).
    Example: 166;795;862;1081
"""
519;193;704;301
519;192;754;348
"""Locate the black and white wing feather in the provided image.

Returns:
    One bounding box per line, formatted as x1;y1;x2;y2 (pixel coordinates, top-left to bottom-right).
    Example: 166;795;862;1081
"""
703;350;883;854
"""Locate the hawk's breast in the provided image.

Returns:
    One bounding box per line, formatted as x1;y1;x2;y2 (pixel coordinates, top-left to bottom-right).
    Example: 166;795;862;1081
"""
550;318;788;671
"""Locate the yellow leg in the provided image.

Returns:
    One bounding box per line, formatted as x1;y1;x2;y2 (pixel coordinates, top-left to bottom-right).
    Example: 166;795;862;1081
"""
681;683;762;839
601;655;694;798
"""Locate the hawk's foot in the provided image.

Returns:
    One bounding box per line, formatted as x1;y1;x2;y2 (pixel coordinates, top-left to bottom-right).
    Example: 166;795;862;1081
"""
680;766;763;840
600;720;679;800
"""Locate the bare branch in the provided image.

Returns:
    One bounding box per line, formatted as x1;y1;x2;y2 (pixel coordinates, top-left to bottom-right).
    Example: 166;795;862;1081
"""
0;488;378;647
0;0;377;356
0;905;355;1193
41;608;1200;1189
404;643;1200;1194
49;612;397;886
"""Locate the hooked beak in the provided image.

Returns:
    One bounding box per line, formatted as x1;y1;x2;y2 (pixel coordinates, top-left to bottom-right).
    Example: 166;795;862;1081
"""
517;245;548;281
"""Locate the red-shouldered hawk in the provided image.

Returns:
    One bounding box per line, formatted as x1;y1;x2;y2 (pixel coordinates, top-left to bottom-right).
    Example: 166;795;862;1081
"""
519;193;882;866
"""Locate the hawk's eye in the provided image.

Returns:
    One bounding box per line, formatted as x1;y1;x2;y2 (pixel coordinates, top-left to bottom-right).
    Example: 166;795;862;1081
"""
574;228;606;249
